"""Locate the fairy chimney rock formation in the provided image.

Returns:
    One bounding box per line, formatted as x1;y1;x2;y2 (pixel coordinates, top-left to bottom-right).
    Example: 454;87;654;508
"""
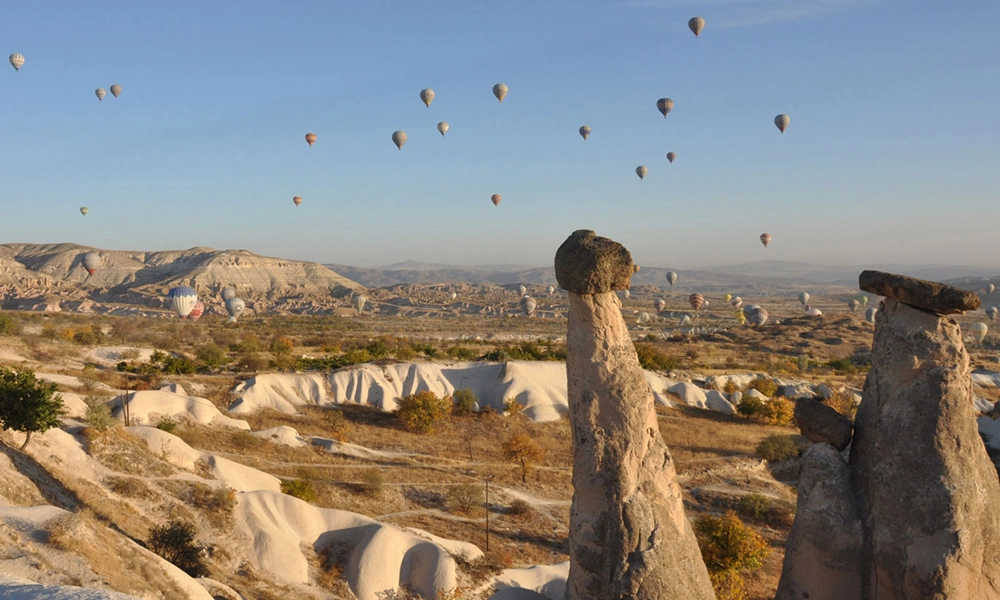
778;272;1000;600
555;230;716;600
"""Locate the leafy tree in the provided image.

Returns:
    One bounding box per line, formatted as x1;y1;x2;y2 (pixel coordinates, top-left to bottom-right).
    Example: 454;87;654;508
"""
446;483;484;514
395;391;451;434
501;433;545;483
147;520;209;577
0;313;18;336
196;343;230;369
0;367;65;450
111;318;137;343
695;511;771;600
451;389;478;417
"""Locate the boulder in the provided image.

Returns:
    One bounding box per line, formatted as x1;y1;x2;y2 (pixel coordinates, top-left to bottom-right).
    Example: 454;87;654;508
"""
667;382;708;409
859;270;980;315
705;390;736;415
554;230;634;294
794;398;853;451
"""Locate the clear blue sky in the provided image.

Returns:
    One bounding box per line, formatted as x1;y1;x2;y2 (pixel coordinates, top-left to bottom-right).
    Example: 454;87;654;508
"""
1;0;998;269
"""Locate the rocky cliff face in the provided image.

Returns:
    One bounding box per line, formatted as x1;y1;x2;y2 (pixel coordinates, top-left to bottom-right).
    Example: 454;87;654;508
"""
778;272;1000;600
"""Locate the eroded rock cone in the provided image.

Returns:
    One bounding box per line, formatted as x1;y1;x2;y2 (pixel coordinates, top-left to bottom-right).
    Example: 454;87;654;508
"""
556;230;715;600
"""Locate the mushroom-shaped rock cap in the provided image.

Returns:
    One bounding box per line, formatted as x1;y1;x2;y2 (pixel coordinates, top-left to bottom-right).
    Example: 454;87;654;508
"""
859;270;980;315
554;229;634;294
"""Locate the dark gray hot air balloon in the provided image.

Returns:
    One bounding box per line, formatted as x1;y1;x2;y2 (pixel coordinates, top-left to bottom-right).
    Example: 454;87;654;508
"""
774;114;790;133
437;122;449;136
493;83;508;103
636;165;648;180
666;271;678;286
656;98;674;118
225;297;245;323
666;152;676;163
688;17;705;36
220;288;236;301
82;252;101;276
110;84;122;98
579;126;591;141
392;131;407;150
95;88;106;101
420;88;435;107
520;295;537;316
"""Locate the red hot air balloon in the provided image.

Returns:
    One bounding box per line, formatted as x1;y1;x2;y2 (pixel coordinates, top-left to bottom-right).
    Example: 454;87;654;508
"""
293;196;302;207
689;293;705;310
491;194;501;207
760;233;772;248
188;301;205;322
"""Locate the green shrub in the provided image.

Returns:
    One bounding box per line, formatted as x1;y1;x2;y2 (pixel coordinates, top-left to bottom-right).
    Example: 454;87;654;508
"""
395;391;451;434
736;396;764;418
736;494;771;524
269;336;294;355
750;377;778;398
155;416;177;434
72;329;100;346
825;357;857;375
281;479;319;503
695;511;771;600
195;344;230;369
360;468;384;498
755;434;800;462
446;483;484;514
84;399;116;432
452;389;478;417
0;313;18;336
447;346;478;361
147;520;208;577
635;343;680;371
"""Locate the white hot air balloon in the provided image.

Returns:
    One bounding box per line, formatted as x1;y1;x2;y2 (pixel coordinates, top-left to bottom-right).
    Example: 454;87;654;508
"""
865;307;877;324
988;306;998;321
518;284;527;296
969;322;989;344
798;292;810;306
666;271;678;286
520;295;537;316
9;53;24;72
654;299;666;312
449;291;457;301
805;306;823;317
167;287;198;319
546;285;556;296
353;294;367;315
95;88;106;101
437;122;449;136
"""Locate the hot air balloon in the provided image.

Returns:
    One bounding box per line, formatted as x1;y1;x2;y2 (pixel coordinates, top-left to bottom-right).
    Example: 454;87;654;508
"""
619;289;630;300
656;98;674;118
579;126;591;141
305;132;317;146
798;292;810;306
449;291;457;301
420;88;435;107
735;309;746;325
748;307;769;326
352;294;367;315
82;252;101;276
80;207;89;216
861;296;869;306
493;83;508;103
221;288;236;301
689;293;705;310
110;84;122;98
865;307;877;324
724;293;732;303
688;16;705;36
95;88;106;101
970;322;989;344
989;284;996;294
520;296;537;316
188;301;205;323
988;306;998;321
491;194;501;207
805;306;822;317
9;54;24;71
636;165;648;180
654;299;666;312
546;285;556;296
666;271;678;286
437;122;449;136
518;284;527;296
666;152;676;163
167;287;198;319
680;315;692;326
391;131;407;150
637;312;651;324
774;114;790;133
292;196;302;207
225;297;245;322
760;233;772;248
848;299;860;311
731;297;743;309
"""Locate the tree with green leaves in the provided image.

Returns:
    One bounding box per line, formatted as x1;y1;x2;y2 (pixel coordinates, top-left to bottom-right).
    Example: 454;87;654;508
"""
0;367;65;450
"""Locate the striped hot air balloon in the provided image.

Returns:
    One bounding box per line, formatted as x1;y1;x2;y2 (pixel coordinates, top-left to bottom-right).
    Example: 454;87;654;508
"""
987;306;998;321
9;53;24;71
491;194;501;206
748;307;769;326
654;299;666;312
969;322;989;344
167;287;199;319
95;88;106;101
437;122;449;136
220;288;236;301
579;126;591;141
293;196;302;207
730;296;743;309
520;295;537;316
689;293;705;310
188;301;205;322
760;233;772;248
656;98;673;118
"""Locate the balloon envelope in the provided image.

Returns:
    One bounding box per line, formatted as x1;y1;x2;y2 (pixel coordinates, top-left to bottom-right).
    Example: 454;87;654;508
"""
9;54;24;71
579;126;591;140
493;83;508;102
167;287;198;319
848;299;860;311
990;284;996;294
420;88;435;107
656;98;674;118
724;294;732;303
82;252;101;275
546;285;556;296
688;16;705;36
731;297;743;309
970;322;989;343
748;307;769;326
95;88;106;101
80;207;89;216
437;122;449;136
798;292;810;305
520;296;537;316
449;292;457;301
636;165;648;180
188;301;205;322
225;297;245;321
988;306;998;321
221;288;236;301
774;114;790;133
518;284;527;296
805;306;822;317
666;271;678;285
620;289;630;300
760;233;772;247
110;84;121;98
865;307;877;324
666;152;676;163
491;194;501;207
293;196;302;207
654;299;666;312
353;294;367;314
305;133;317;146
391;131;407;150
688;293;704;310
